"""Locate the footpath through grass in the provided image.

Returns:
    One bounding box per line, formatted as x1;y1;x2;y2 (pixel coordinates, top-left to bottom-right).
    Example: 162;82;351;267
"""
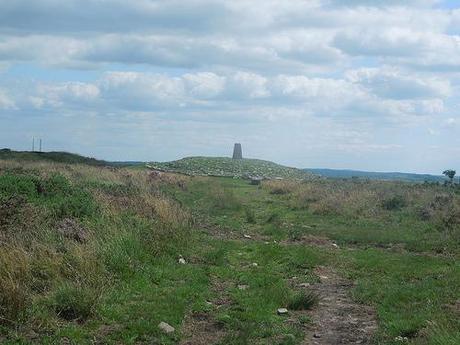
171;177;460;344
0;160;458;344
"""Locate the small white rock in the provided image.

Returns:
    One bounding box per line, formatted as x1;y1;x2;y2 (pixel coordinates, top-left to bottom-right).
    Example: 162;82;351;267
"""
277;308;288;315
178;258;186;264
158;321;175;334
332;243;339;248
251;262;258;267
299;283;310;288
243;234;252;239
237;284;249;290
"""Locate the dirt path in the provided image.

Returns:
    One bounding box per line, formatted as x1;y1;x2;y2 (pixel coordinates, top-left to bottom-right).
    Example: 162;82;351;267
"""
192;219;378;344
305;266;377;345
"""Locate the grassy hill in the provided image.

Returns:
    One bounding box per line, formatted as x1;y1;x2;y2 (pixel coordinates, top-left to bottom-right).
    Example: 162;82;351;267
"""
149;156;314;179
305;168;446;183
0;149;109;166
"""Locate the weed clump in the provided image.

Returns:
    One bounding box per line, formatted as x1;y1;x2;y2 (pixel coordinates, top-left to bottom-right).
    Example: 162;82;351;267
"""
50;283;99;321
287;291;319;311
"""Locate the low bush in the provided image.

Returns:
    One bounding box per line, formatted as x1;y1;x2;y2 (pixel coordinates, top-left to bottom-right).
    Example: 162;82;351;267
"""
50;283;99;321
382;195;407;211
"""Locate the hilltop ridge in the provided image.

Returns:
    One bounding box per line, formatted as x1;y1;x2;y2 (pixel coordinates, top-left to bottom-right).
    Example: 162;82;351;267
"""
0;149;110;166
149;156;315;179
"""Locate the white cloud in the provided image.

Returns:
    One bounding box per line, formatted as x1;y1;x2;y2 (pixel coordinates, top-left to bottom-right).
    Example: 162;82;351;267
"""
1;0;459;172
334;29;460;70
227;72;270;99
346;67;451;99
183;72;226;99
0;89;15;109
99;72;186;109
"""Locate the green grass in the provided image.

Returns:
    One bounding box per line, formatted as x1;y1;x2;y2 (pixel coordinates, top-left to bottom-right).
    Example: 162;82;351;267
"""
0;158;459;344
287;291;320;311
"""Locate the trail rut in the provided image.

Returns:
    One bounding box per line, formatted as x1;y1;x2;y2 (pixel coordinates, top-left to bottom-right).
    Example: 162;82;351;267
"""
305;266;377;345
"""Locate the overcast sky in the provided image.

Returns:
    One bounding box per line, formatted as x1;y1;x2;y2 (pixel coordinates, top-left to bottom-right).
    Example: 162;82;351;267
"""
1;0;459;173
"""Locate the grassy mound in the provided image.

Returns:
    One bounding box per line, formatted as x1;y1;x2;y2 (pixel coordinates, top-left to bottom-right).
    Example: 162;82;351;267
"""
148;156;315;179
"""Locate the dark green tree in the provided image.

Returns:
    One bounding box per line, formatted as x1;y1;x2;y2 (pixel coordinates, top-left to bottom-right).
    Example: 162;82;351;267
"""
442;169;456;184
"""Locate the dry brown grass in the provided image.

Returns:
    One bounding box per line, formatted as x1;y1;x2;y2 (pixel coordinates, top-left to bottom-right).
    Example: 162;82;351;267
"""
0;246;30;324
262;179;460;229
0;159;194;327
263;179;299;195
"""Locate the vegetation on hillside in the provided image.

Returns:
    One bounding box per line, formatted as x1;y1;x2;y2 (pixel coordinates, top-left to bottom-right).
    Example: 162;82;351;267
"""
0;149;109;166
304;168;447;183
149;156;314;179
0;157;458;344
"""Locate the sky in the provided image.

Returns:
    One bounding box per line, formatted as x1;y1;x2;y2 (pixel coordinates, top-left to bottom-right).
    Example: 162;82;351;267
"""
0;0;459;173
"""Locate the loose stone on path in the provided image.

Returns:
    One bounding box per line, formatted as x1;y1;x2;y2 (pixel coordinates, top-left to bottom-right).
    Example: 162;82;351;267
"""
158;322;175;334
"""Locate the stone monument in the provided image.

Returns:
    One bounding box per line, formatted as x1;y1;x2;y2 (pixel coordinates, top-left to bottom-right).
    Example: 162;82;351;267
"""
232;143;242;159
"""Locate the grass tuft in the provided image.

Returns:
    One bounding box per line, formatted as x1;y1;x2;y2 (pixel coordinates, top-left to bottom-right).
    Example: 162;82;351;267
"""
287;291;320;311
50;283;99;321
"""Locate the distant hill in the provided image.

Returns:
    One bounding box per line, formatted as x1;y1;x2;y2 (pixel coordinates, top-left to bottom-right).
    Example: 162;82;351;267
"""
0;149;110;166
149;156;315;179
304;168;446;183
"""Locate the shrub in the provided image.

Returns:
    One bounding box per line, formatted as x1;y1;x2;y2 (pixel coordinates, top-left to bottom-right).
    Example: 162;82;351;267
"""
39;174;72;197
0;174;38;199
48;187;97;219
50;283;98;321
434;204;460;231
287;291;319;311
382;195;406;211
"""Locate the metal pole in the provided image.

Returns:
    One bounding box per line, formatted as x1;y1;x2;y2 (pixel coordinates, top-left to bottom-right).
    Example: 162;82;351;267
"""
32;137;35;152
39;138;42;152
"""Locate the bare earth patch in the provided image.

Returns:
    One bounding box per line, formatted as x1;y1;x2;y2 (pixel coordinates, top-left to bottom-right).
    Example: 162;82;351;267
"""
179;279;230;345
282;234;339;249
180;311;225;345
305;266;377;345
